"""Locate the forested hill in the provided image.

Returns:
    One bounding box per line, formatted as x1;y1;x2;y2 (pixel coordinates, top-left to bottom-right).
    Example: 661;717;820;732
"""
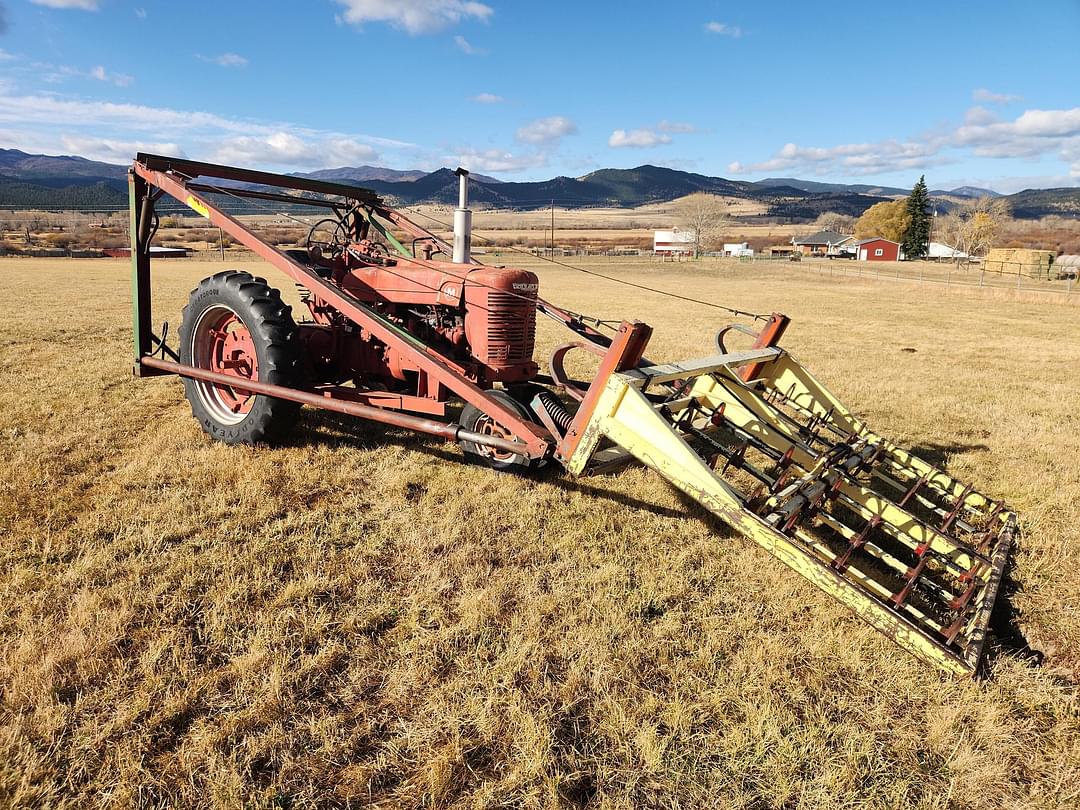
1;148;1077;219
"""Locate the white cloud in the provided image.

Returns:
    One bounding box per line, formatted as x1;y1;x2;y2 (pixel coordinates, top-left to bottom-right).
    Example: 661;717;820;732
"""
470;92;504;104
0;93;250;133
454;35;483;54
657;120;696;133
704;21;742;37
89;65;134;87
134;7;147;19
0;50;15;62
935;173;1078;195
964;106;997;126
608;128;672;148
728;138;950;177
335;0;493;34
973;88;1022;105
1003;108;1080;138
30;0;98;8
59;135;184;163
31;62;134;87
515;115;576;145
213;132;378;168
0;90;409;170
729;105;1080;180
954;107;1080;174
197;52;248;68
448;147;545;173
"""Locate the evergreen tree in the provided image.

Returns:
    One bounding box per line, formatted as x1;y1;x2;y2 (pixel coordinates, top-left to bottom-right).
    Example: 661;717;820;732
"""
901;175;931;259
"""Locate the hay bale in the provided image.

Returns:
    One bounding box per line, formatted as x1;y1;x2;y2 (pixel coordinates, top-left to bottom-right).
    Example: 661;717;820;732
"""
984;247;1054;277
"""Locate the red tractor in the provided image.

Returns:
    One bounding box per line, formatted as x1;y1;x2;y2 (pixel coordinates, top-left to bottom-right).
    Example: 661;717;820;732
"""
137;157;564;470
128;154;1015;676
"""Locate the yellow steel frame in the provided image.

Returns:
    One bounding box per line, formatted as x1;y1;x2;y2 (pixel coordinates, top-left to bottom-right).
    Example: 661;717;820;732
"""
566;346;1015;676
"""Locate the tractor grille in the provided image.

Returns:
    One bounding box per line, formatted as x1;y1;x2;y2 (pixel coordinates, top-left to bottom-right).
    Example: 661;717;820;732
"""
485;291;535;363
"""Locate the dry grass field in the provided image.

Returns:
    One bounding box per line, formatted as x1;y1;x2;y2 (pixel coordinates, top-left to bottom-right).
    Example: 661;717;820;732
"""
1;256;1079;808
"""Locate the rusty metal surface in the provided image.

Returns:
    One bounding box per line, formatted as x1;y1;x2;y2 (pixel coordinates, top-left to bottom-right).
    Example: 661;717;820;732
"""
140;357;530;456
131;158;553;460
554;321;653;465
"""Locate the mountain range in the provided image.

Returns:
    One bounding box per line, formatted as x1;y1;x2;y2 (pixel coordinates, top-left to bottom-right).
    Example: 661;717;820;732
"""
0;148;1076;219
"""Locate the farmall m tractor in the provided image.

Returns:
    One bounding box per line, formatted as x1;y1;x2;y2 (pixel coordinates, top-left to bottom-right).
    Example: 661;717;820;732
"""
128;154;1015;676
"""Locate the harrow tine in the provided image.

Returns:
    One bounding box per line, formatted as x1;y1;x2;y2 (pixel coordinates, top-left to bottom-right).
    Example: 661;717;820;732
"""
940;483;974;532
832;514;882;572
898;474;928;509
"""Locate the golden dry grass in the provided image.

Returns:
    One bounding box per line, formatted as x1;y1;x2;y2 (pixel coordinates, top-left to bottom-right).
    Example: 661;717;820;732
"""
1;256;1079;808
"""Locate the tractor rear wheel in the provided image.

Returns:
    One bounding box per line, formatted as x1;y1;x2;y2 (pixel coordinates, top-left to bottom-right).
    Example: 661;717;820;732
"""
458;390;541;472
179;270;303;445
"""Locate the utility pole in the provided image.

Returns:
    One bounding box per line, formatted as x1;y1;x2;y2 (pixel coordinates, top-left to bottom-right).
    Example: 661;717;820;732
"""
550;199;554;257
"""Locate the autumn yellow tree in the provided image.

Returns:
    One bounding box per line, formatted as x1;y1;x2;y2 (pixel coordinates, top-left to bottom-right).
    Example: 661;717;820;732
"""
854;200;910;242
941;196;1011;264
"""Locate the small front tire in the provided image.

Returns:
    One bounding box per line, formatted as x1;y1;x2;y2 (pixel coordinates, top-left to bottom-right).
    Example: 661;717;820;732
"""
458;390;540;472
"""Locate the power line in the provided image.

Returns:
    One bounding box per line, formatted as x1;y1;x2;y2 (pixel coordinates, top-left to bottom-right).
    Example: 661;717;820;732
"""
6;186;768;319
400;205;769;322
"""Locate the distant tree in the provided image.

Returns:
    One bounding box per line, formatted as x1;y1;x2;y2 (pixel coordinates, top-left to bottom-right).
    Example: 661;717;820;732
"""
854;199;910;242
814;212;856;234
943;196;1012;264
901;175;932;258
674;193;729;258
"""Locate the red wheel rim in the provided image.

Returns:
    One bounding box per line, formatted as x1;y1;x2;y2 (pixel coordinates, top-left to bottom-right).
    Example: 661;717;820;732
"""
190;304;259;424
474;414;516;462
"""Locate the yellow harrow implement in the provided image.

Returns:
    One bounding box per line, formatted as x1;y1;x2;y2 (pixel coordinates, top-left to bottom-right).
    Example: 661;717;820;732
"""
557;316;1015;676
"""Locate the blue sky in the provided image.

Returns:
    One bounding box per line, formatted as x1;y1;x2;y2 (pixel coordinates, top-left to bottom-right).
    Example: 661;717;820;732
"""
0;0;1078;192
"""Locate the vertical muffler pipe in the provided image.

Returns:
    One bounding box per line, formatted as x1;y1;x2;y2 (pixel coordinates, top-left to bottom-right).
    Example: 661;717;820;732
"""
453;167;472;264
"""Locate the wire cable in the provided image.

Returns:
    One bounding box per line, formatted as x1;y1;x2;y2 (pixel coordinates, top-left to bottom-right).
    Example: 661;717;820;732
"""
399;205;769;322
130;175;767;324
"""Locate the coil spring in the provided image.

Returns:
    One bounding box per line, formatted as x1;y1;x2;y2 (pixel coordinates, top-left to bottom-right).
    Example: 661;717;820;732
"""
533;389;574;434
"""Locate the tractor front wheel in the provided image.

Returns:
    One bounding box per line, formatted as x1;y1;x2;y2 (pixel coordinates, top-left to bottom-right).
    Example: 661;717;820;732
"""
179;271;303;445
458;390;541;472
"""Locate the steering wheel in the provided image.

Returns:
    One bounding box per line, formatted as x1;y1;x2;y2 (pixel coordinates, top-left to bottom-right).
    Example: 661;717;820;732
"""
305;217;350;259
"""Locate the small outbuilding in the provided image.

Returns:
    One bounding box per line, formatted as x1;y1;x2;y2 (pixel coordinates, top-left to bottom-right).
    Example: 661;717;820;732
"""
722;242;753;258
766;244;797;257
1054;255;1079;280
856;238;901;262
792;230;854;257
927;241;968;261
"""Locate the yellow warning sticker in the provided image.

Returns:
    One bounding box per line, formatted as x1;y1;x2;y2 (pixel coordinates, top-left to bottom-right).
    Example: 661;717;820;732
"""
185;196;210;218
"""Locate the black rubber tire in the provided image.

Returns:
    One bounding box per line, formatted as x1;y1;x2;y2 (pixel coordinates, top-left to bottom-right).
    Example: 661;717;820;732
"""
458;389;540;472
178;270;303;445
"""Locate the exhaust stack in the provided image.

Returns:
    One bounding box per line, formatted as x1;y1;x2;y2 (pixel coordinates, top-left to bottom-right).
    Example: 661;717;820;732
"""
453;167;472;264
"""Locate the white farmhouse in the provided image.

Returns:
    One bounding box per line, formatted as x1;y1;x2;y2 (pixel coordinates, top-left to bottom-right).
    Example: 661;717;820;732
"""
653;228;695;255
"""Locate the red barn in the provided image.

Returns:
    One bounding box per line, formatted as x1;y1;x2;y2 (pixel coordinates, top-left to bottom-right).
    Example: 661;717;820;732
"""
856;237;901;262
